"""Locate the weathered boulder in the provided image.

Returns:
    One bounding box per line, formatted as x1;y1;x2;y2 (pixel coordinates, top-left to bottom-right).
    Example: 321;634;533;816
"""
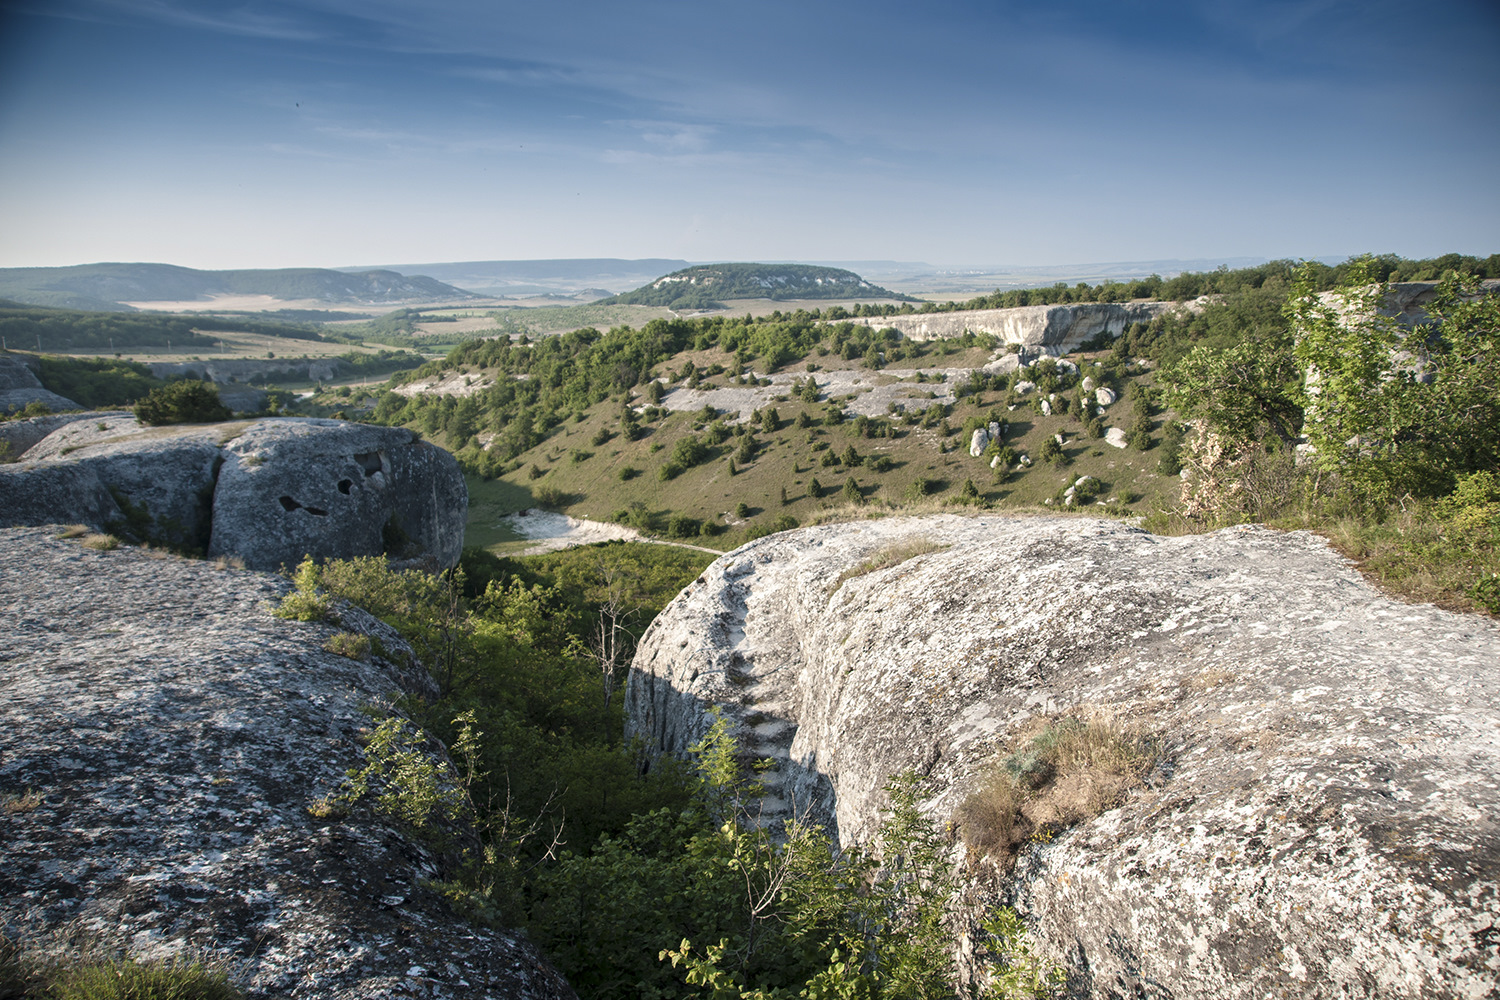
1;417;466;569
0;410;130;459
969;428;988;457
0;462;122;527
1094;386;1117;407
0;354;81;414
210;420;466;571
626;515;1500;999
0;526;575;1000
1104;426;1128;449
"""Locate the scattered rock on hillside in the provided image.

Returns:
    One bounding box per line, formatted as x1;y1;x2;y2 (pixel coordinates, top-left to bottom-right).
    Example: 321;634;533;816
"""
1104;426;1128;448
627;515;1500;1000
0;526;575;1000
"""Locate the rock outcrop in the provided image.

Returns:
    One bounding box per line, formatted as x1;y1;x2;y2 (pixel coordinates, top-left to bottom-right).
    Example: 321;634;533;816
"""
0;525;574;999
871;302;1180;353
0;353;82;414
0;417;466;570
626;515;1500;999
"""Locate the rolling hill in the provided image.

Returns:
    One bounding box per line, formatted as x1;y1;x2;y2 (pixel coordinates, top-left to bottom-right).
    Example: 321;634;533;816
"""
602;263;914;310
0;263;477;312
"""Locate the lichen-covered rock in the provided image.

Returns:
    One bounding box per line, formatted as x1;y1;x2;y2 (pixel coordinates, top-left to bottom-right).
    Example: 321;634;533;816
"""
0;354;82;414
626;515;1500;999
0;410;130;459
1;417;465;569
209;419;466;571
0;462;122;527
0;526;575;1000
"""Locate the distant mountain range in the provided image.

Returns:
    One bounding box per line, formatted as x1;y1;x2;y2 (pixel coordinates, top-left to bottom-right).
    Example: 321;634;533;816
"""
601;264;914;310
0;263;476;312
335;258;692;297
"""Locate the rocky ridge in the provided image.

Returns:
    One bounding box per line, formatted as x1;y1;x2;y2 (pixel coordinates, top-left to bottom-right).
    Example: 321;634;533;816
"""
869;301;1181;353
0;526;574;999
0;354;82;414
626;514;1500;999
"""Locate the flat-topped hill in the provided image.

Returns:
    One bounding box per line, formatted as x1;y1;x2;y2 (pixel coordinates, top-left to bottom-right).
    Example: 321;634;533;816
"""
601;263;913;310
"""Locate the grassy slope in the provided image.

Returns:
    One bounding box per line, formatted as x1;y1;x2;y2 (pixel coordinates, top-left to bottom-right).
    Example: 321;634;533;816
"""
452;343;1179;554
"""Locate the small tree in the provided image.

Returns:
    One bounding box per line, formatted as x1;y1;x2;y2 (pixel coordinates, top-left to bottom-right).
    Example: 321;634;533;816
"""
134;380;231;425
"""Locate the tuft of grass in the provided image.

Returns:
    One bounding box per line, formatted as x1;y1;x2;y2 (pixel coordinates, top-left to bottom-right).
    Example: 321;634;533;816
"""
46;957;243;1000
957;715;1157;865
56;525;91;539
0;942;243;1000
79;534;119;551
830;538;948;592
322;631;371;661
2;788;42;814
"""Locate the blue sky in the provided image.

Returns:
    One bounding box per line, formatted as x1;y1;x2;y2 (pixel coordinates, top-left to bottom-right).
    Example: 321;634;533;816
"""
1;0;1496;270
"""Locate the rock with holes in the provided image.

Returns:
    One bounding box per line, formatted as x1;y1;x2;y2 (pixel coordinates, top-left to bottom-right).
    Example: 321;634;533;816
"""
627;514;1500;999
209;419;466;571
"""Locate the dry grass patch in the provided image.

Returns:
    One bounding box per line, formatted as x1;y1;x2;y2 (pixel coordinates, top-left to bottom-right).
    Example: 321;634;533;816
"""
79;533;119;551
957;715;1157;865
56;525;91;539
2;788;42;814
830;537;948;592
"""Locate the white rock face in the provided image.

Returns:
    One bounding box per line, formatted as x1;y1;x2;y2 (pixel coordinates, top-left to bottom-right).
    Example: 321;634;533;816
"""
1081;376;1096;392
869;302;1179;352
1105;426;1128;448
1095;386;1118;407
969;428;988;457
1040;399;1052;416
626;515;1500;1000
1014;380;1037;395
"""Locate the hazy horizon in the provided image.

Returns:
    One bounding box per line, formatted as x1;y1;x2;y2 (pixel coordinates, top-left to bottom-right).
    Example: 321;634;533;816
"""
2;1;1497;271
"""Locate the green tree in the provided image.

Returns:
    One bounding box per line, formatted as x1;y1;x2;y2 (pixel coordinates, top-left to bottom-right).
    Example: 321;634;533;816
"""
132;379;231;425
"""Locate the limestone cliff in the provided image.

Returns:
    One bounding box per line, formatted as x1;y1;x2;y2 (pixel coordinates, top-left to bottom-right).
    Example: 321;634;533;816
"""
0;525;574;999
871;302;1180;353
626;515;1500;999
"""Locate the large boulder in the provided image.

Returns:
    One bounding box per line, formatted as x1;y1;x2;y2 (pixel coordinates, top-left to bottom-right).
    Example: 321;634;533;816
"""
210;419;466;571
0;354;81;414
0;411;131;459
0;417;466;569
626;515;1500;999
0;526;575;999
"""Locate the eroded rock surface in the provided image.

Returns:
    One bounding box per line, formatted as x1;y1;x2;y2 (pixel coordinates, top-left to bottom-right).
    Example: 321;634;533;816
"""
0;417;466;569
0;526;574;1000
626;514;1500;999
871;302;1179;353
0;354;81;414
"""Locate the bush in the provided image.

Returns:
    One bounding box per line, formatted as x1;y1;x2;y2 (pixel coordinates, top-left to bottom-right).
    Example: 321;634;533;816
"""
133;380;231;425
42;956;244;1000
771;514;799;532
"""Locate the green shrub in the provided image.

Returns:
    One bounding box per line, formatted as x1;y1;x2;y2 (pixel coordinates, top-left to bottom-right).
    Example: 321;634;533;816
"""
323;631;371;660
133;380;231;426
273;556;331;622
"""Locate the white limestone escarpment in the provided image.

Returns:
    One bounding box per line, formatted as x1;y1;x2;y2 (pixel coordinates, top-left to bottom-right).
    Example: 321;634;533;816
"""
871;301;1180;353
625;514;1500;999
0;526;576;1000
0;416;466;570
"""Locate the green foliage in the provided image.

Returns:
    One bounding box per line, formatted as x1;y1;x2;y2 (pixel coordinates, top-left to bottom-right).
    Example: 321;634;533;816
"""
272;556;332;622
31;355;164;408
1289;265;1500;502
322;713;471;831
37;957;243;1000
132;380;231;425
